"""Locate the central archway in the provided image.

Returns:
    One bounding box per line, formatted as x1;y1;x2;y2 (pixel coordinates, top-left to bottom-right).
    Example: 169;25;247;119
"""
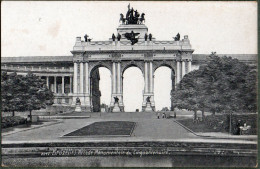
122;66;144;112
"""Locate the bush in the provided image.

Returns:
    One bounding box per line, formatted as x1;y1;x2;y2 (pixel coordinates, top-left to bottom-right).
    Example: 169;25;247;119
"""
1;116;28;128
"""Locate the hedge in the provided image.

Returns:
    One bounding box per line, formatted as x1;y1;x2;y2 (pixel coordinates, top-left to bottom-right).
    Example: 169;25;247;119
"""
2;116;28;128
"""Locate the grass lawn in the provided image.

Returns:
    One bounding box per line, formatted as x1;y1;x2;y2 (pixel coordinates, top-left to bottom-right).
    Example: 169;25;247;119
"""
64;121;136;137
176;119;227;133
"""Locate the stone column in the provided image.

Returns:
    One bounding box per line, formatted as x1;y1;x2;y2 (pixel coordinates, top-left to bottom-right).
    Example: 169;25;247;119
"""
176;61;181;83
73;62;78;94
84;62;89;94
61;76;65;94
149;62;153;93
70;76;73;93
80;62;84;93
117;62;121;93
188;60;192;73
84;61;91;108
182;60;186;78
54;76;57;93
46;76;49;88
144;62;148;93
112;62;116;94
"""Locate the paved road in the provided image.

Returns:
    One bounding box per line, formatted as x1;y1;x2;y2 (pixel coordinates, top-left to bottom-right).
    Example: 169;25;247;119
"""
2;112;198;143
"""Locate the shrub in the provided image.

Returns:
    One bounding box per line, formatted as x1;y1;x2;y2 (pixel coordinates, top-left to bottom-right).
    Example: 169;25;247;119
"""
1;116;28;128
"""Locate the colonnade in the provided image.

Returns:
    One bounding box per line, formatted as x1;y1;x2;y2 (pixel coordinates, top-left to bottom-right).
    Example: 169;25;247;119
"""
43;76;73;94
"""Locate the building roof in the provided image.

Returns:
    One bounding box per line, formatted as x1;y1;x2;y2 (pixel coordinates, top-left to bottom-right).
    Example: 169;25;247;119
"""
1;56;73;63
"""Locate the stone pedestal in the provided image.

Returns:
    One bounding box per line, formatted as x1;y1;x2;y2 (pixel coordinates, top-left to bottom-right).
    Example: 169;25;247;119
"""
145;102;153;112
113;103;120;112
75;104;82;112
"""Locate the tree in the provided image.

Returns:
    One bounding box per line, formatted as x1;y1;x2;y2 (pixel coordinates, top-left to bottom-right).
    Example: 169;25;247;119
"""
24;73;54;119
1;72;54;119
171;54;257;120
1;72;26;116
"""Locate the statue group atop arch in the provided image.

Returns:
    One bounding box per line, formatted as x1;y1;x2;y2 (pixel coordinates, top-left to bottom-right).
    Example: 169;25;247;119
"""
71;4;194;112
120;4;145;25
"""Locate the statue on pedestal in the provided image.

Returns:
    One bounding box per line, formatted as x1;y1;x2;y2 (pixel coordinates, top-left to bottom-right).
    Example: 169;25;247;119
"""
144;33;148;41
112;33;116;41
145;96;153;112
75;97;82;112
84;34;89;42
173;33;180;41
113;96;120;112
76;97;81;105
149;33;152;41
114;96;119;103
146;96;151;103
117;33;121;41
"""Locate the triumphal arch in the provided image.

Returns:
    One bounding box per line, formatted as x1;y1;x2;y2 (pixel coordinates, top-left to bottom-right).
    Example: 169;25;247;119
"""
71;5;194;112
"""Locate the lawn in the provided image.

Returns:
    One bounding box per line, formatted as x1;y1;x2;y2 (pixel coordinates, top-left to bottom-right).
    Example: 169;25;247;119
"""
64;121;136;137
176;118;227;133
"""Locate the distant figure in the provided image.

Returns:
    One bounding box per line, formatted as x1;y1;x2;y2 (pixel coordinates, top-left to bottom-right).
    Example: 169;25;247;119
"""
157;112;160;119
149;33;152;41
84;34;89;42
235;120;242;135
144;33;148;41
112;33;116;41
114;96;119;103
162;113;166;118
117;33;121;41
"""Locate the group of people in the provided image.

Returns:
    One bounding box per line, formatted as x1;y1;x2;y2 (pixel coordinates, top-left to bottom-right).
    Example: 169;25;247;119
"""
157;112;169;119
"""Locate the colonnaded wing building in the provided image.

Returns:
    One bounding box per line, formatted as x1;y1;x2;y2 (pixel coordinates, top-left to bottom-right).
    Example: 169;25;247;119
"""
1;5;257;113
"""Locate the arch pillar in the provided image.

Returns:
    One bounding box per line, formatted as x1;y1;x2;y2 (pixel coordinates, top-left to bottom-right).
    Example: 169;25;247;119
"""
111;61;124;112
142;61;155;112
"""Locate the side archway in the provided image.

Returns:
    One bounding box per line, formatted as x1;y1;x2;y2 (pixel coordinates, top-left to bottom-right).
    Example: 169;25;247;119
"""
153;65;176;111
89;63;112;112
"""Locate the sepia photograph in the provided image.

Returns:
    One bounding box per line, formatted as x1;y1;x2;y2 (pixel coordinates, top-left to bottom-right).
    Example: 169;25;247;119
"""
1;1;258;167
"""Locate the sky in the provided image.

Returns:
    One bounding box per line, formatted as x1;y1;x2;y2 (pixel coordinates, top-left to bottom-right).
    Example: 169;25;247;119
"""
1;1;257;111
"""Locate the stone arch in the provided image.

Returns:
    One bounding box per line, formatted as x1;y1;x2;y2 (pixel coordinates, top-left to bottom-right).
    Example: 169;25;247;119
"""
121;60;144;76
153;60;176;75
153;60;176;111
89;61;112;76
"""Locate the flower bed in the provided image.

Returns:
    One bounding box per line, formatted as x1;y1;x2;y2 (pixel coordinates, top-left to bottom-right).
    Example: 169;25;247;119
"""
1;116;28;128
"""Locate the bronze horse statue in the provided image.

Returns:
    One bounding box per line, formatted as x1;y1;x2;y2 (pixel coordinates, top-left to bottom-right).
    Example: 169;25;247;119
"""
119;13;126;24
138;13;145;24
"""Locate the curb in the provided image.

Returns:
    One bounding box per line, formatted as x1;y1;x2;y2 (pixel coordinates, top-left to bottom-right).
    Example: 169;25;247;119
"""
172;119;211;138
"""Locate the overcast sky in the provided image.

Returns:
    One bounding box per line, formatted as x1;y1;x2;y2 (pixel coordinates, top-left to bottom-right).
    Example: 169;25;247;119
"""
1;1;257;111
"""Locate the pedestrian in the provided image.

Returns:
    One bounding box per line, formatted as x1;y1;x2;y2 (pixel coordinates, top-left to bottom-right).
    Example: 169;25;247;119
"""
157;112;160;119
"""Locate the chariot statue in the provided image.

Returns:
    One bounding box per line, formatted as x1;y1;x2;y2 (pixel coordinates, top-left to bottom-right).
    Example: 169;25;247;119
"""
119;4;145;25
